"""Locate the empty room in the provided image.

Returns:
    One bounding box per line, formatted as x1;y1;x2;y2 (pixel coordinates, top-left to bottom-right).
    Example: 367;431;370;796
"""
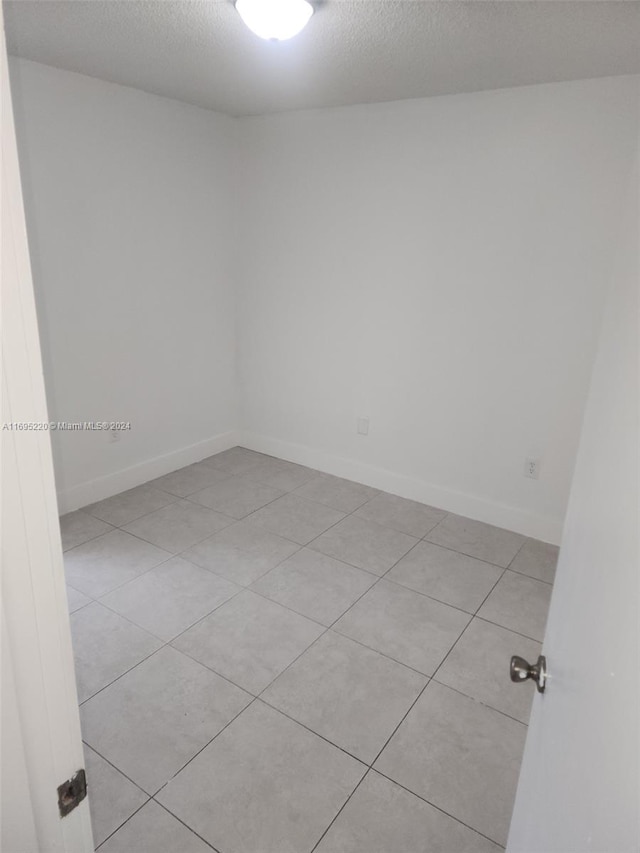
2;1;638;852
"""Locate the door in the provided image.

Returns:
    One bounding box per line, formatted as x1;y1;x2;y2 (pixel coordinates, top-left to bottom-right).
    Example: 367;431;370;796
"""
508;159;639;852
1;8;94;852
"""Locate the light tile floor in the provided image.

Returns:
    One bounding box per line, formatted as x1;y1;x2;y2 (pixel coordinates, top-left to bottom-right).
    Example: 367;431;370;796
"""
61;447;557;853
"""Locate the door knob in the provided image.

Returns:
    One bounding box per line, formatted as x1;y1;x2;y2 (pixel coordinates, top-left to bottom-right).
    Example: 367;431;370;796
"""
510;654;547;693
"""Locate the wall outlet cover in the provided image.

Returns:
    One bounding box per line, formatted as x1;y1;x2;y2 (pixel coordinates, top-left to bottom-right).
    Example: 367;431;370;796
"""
524;457;540;479
357;417;369;436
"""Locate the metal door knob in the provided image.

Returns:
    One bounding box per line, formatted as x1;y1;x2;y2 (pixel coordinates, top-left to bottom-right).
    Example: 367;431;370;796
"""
510;654;547;693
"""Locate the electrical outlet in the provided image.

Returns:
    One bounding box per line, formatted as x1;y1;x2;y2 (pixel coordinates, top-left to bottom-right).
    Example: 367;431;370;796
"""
357;417;369;436
524;457;540;479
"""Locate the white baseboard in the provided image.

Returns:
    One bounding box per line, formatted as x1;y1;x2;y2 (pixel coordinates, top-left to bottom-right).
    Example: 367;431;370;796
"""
240;431;563;545
57;430;240;514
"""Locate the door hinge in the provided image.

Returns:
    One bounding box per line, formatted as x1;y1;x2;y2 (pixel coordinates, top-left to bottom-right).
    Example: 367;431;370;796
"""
57;768;87;817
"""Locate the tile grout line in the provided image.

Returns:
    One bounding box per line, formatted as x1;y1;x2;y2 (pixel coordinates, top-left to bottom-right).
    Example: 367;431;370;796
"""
309;768;371;853
83;740;150;799
79;583;251;707
371;767;506;849
61;523;117;554
257;695;371;766
93;796;151;851
153;799;222;852
429;678;530;727
363;561;510;775
150;695;261;799
82;488;182;529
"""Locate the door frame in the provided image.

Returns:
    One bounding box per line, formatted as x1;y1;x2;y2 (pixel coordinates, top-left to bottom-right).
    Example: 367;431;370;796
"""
1;8;93;851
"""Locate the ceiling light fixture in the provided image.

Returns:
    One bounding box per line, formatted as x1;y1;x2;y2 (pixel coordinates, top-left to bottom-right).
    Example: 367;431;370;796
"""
235;0;314;41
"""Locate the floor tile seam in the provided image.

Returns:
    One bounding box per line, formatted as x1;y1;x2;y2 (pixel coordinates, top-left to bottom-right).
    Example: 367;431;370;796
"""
325;626;438;680
82;739;150;798
309;531;473;679
79;594;253;707
176;542;304;584
506;565;554;586
201;480;359;546
82;490;182;528
370;767;506;849
429;677;531;727
87;596;171;643
241;587;335;628
315;518;436;631
289;485;383;516
136;551;372;634
472;563;548;644
310;527;476;673
345;508;445;541
378;573;481;618
309;768;373;853
424;564;510;685
85;548;182;600
116;513;238;555
422;517;530;571
164;642;259;698
68;600;93;616
367;676;433;772
62;523;117;553
500;566;555;590
98;580;246;645
78;641;169;708
150;695;261;798
413;533;513;571
144;800;220;853
420;512;450;542
256;696;372;768
305;542;388;577
67;581;95;599
199;452;267;476
81;517;182;556
421;537;514;570
255;490;375;548
298;490;451;551
222;463;320;493
254;542;383;582
418;597;495;694
94;796;151;852
153;799;223;852
505;537;530;570
473;614;544;645
473;568;508;616
181;483;289;519
252;623;334;699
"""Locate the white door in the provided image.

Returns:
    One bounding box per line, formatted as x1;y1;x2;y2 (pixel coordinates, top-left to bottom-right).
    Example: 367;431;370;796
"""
1;8;94;852
508;159;639;852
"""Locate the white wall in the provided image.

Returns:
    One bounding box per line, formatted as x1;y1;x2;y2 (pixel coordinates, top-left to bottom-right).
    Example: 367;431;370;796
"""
237;77;639;542
9;59;239;512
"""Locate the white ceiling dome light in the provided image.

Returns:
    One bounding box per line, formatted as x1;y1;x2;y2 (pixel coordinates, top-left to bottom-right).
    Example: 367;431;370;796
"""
235;0;314;41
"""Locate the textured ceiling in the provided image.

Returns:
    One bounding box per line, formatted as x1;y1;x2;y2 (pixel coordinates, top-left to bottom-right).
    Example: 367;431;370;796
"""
4;1;640;116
